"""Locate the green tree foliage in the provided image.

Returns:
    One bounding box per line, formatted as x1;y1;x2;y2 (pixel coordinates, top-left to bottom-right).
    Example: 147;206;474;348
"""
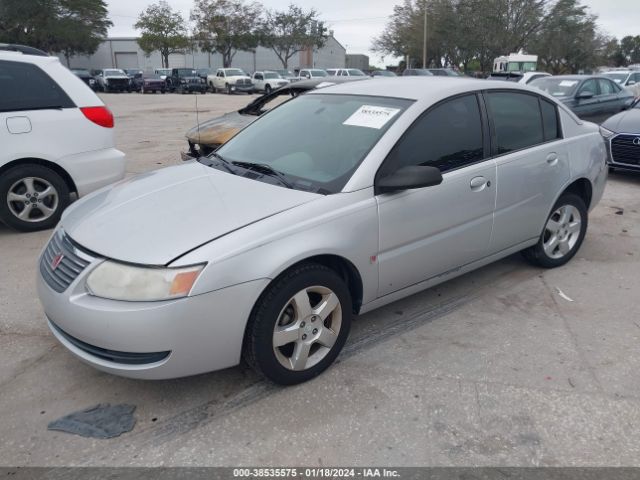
134;1;190;69
533;0;599;74
258;5;327;69
0;0;111;63
373;0;626;74
620;35;640;64
191;0;262;68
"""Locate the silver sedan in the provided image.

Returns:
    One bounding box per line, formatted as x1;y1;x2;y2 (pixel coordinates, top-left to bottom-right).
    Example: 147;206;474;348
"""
37;77;608;384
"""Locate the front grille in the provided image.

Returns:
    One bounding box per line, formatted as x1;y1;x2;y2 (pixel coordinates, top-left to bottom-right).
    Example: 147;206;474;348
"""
40;230;94;293
237;78;251;86
50;320;171;365
611;134;640;166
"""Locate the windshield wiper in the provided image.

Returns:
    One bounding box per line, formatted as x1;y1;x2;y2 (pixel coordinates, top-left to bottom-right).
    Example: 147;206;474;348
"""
208;151;236;174
231;161;294;189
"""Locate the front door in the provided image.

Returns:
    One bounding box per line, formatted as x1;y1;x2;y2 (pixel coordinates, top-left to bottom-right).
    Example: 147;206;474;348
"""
376;93;496;297
573;79;602;122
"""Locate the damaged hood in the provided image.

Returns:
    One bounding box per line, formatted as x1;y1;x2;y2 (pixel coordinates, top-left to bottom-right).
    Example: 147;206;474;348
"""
185;111;255;145
61;162;320;265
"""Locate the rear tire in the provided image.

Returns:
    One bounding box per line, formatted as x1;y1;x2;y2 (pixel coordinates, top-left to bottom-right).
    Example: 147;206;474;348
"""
522;193;588;268
0;164;70;232
243;263;352;385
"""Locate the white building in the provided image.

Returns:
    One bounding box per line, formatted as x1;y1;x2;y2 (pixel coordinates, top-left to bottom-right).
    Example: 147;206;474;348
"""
59;36;346;73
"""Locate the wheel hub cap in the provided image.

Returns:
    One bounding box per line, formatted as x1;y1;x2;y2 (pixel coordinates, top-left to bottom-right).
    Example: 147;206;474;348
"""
542;204;581;259
272;286;342;371
6;176;59;223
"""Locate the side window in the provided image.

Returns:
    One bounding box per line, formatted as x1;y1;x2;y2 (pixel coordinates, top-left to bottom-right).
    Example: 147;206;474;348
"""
486;92;544;154
255;73;263;80
0;60;74;112
540;99;561;142
631;73;640;84
379;94;484;176
598;78;615;95
578;79;598;96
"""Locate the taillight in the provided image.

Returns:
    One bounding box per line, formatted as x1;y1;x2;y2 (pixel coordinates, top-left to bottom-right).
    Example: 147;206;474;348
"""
80;106;114;128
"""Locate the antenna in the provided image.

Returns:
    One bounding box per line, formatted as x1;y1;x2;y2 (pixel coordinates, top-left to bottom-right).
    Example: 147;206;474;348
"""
195;94;201;157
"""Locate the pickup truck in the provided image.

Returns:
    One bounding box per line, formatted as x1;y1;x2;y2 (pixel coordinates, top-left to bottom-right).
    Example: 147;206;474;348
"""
207;68;254;94
166;68;207;94
251;71;290;93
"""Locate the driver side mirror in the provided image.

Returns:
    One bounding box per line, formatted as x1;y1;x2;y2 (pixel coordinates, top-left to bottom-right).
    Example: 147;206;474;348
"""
576;91;594;100
375;165;443;195
628;80;636;86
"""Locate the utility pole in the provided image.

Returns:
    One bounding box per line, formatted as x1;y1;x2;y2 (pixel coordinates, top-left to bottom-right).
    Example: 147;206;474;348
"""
422;2;427;68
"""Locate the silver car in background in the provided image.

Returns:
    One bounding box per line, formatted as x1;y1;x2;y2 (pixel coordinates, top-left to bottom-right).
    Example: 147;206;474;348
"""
37;78;607;385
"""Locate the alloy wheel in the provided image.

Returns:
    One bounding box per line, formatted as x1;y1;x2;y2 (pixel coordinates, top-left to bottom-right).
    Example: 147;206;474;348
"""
543;205;581;259
272;286;342;371
7;177;59;223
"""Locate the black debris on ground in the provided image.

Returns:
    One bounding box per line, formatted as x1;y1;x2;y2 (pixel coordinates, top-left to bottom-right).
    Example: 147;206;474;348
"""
47;403;136;439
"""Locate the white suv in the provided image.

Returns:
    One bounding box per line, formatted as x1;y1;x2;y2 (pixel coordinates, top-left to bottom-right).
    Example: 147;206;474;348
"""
0;46;126;231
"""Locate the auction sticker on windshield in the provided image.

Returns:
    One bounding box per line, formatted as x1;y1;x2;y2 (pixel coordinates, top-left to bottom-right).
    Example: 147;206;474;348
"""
343;105;401;129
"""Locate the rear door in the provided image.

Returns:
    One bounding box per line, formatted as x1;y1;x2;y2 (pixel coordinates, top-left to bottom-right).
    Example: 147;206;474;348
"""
376;93;496;296
485;91;570;253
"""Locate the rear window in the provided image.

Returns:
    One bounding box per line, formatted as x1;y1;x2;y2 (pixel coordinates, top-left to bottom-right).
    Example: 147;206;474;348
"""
0;60;74;113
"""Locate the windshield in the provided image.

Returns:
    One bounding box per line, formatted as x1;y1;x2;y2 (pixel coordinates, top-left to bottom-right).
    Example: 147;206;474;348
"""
264;72;281;79
104;69;125;76
310;70;328;77
72;69;90;75
276;70;293;76
530;77;579;97
225;69;246;76
347;69;366;76
210;94;413;193
143;74;162;79
156;69;171;75
603;73;629;84
176;69;196;77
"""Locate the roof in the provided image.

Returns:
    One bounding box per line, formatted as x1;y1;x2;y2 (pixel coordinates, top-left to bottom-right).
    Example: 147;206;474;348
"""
311;76;541;101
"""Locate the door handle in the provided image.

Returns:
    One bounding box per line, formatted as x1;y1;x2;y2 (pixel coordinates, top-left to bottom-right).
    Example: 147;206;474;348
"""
546;153;559;165
470;176;489;192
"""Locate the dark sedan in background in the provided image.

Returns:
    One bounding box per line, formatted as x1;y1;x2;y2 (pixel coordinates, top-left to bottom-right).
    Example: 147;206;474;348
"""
600;99;640;172
530;75;635;124
70;69;97;90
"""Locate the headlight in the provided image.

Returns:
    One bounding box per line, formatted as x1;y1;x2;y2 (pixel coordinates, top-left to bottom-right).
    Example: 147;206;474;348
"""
89;79;95;85
86;261;205;302
599;126;615;140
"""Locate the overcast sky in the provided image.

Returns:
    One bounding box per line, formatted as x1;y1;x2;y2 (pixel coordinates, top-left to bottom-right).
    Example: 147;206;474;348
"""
107;0;639;66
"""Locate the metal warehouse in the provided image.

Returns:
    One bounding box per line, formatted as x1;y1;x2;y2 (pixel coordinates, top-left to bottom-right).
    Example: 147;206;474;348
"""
59;36;347;73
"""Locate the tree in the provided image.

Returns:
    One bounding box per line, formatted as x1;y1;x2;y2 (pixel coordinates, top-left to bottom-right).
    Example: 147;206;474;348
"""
191;0;262;68
620;35;640;64
534;0;600;74
134;1;190;68
0;0;111;61
372;0;548;73
258;5;327;69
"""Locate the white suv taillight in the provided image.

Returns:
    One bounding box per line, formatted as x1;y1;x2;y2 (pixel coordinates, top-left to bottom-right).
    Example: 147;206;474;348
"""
80;106;114;128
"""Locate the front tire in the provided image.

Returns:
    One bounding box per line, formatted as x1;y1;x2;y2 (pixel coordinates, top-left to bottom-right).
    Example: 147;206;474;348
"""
265;84;272;94
243;263;352;385
0;164;70;232
226;83;232;95
522;193;588;268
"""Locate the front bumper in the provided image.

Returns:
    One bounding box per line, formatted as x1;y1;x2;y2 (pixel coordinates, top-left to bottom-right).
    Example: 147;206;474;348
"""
231;84;254;93
37;257;269;379
180;83;207;92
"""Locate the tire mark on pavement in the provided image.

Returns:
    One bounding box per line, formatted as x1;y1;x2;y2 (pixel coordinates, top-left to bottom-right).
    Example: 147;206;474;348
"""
116;263;535;448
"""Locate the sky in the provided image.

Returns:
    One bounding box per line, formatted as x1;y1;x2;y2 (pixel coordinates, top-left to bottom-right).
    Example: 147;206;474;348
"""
107;0;639;66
